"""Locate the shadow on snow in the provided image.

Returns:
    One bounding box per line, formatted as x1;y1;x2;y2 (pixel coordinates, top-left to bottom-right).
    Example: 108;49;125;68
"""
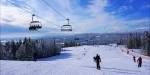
38;52;72;61
83;66;141;74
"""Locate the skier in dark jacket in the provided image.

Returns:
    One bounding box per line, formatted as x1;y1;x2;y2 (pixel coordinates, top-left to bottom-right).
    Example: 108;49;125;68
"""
137;57;142;68
133;56;136;63
94;54;101;70
33;52;37;61
127;50;129;54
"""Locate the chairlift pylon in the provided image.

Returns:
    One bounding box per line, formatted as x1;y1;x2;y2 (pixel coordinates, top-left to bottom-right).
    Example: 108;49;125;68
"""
61;19;72;31
29;14;42;31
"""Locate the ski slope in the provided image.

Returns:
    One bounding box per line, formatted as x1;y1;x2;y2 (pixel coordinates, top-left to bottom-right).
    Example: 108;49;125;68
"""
0;45;150;75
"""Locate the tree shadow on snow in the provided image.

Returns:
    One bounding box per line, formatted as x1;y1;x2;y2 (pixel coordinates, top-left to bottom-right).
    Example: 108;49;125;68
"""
61;49;72;51
38;52;72;61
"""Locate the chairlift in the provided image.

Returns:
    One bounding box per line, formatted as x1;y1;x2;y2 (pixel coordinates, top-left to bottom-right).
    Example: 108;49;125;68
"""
61;19;72;31
29;14;42;31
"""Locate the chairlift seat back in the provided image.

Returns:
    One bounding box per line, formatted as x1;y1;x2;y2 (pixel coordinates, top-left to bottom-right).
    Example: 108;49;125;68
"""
61;24;72;31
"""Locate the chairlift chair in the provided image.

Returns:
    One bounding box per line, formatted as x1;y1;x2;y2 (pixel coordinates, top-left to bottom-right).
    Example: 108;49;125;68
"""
29;14;42;31
61;25;72;31
61;19;72;31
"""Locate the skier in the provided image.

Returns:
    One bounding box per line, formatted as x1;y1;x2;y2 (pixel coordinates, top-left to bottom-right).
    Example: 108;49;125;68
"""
127;50;129;54
94;54;101;70
137;57;142;68
33;52;37;61
133;56;136;63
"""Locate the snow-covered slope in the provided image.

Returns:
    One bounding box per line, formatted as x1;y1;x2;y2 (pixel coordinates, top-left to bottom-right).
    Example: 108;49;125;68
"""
0;45;150;75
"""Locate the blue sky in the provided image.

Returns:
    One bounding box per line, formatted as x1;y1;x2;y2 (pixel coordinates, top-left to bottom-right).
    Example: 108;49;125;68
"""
0;0;150;35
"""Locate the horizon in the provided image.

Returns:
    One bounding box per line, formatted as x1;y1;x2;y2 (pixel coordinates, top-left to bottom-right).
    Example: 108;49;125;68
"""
1;31;148;40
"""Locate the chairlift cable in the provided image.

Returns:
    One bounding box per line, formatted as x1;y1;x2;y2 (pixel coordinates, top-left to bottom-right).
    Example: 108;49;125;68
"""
6;0;60;28
41;0;66;19
40;0;73;32
6;0;73;32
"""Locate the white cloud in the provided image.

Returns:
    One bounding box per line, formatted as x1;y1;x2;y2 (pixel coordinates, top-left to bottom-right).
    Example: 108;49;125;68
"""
0;5;31;27
0;0;149;33
141;4;150;9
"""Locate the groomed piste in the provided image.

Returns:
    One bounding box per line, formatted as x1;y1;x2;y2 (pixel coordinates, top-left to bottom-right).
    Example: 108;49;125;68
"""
0;45;150;75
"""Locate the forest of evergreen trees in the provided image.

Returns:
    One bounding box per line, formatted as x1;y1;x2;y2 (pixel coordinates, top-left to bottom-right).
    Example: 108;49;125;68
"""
0;31;149;60
64;41;81;47
0;38;61;61
127;31;150;56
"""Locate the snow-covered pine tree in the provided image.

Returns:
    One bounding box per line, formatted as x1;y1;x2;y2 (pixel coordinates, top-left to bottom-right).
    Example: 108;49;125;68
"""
15;43;26;60
127;33;134;49
142;31;150;56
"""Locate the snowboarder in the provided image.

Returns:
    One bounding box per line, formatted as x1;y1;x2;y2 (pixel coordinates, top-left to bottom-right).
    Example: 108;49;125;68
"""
94;54;101;70
137;57;142;68
133;56;136;63
127;50;129;54
33;52;37;61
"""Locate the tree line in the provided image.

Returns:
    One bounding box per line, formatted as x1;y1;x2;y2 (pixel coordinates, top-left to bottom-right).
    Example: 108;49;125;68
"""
64;41;81;47
126;31;150;56
0;38;61;61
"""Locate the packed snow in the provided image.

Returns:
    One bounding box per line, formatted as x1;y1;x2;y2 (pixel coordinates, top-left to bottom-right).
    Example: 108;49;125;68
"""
0;45;150;75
